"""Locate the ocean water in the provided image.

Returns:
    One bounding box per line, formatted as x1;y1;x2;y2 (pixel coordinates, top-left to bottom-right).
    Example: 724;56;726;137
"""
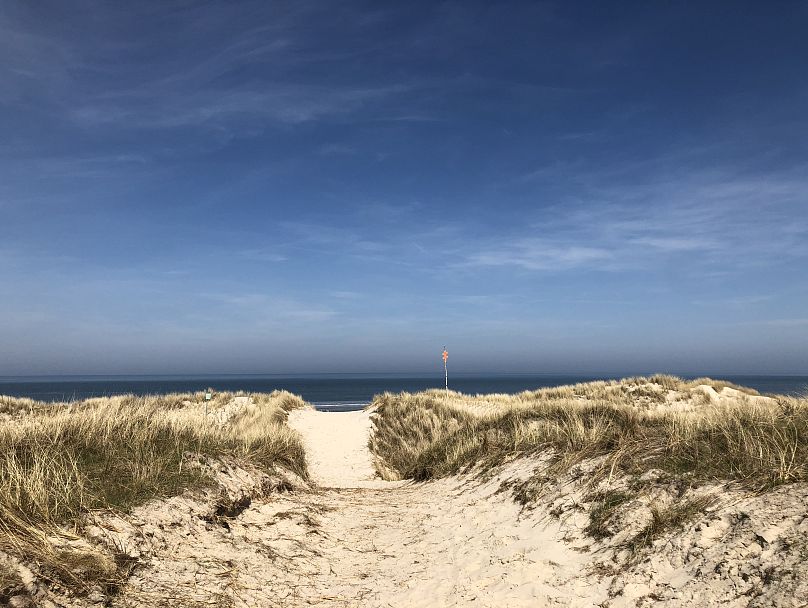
1;374;806;411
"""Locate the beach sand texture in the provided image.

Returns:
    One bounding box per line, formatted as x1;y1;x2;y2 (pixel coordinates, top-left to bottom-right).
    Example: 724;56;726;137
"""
287;409;594;605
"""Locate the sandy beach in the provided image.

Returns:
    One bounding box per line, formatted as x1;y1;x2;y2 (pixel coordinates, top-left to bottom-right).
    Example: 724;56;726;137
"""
287;408;594;606
115;390;808;607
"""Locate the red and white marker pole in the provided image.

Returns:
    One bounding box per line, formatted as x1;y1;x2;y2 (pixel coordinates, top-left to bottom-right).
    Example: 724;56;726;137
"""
442;347;449;396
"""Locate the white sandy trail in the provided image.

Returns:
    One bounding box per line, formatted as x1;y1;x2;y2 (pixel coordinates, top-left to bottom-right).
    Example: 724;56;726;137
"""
116;405;598;608
281;407;594;607
100;396;808;608
287;408;391;488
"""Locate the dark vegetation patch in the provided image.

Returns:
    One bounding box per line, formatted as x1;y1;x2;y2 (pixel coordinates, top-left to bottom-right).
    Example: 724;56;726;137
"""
585;490;633;539
626;496;716;557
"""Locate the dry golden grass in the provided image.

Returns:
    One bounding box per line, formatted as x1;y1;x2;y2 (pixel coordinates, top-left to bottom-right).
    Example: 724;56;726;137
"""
0;394;48;416
369;376;808;491
0;390;309;595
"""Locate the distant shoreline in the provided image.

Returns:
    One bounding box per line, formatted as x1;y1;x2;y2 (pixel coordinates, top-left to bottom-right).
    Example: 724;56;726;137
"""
1;373;806;405
3;371;807;380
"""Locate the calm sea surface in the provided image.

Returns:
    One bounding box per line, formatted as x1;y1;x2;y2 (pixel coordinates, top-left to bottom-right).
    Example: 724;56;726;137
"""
1;374;806;411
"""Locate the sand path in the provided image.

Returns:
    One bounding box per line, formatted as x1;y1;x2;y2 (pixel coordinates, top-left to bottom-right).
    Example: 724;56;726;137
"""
287;409;394;488
116;407;597;607
277;408;597;607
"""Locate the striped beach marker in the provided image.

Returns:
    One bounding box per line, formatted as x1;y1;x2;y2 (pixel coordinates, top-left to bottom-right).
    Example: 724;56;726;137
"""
442;347;449;396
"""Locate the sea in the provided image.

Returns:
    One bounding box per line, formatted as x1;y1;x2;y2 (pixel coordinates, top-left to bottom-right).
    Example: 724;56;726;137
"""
1;374;806;411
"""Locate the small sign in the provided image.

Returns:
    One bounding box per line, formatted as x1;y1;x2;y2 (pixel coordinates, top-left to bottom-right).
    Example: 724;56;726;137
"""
205;392;212;401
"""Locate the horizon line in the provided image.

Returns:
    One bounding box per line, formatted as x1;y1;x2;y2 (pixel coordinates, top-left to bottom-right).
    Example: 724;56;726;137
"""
1;371;806;381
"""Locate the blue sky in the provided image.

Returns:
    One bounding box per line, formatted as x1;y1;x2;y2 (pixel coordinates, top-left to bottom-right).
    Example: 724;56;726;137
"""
1;1;807;376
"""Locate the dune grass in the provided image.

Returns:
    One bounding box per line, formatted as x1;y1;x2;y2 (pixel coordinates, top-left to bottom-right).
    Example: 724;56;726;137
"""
0;394;47;416
0;390;308;595
584;490;633;539
625;495;716;556
369;376;808;491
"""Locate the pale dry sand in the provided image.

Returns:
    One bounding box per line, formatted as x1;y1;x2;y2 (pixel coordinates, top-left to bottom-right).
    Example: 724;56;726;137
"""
287;409;394;488
284;408;591;606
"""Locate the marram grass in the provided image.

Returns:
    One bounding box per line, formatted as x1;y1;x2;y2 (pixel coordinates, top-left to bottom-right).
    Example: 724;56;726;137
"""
369;376;808;490
0;390;308;596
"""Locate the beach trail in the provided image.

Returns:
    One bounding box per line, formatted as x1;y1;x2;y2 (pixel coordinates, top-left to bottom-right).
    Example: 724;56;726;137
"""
116;407;597;607
278;407;594;607
287;408;392;488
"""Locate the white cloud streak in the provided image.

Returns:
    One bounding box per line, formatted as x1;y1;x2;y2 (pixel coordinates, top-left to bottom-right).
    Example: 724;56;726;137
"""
72;84;410;130
461;169;808;274
467;241;612;271
1;2;419;136
200;292;337;324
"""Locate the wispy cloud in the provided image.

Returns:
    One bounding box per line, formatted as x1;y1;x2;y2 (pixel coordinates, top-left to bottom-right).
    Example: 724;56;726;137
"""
200;292;337;323
1;2;421;139
741;318;808;328
236;249;288;263
467;241;612;271
276;221;391;258
72;84;410;131
0;153;151;181
0;8;75;103
318;143;357;156
629;236;720;252
203;165;808;280
2;1;808;375
461;169;808;274
693;295;775;308
330;291;361;300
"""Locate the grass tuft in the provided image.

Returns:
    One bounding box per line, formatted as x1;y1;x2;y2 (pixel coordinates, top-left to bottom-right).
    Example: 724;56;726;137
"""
626;495;715;556
585;490;632;539
0;560;22;597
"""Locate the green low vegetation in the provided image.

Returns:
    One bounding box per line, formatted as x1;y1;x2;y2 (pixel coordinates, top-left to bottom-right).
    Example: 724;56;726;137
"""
0;390;308;595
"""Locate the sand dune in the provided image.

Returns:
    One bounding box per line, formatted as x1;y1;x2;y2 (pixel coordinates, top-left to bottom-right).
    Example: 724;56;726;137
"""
287;409;394;488
3;381;807;607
